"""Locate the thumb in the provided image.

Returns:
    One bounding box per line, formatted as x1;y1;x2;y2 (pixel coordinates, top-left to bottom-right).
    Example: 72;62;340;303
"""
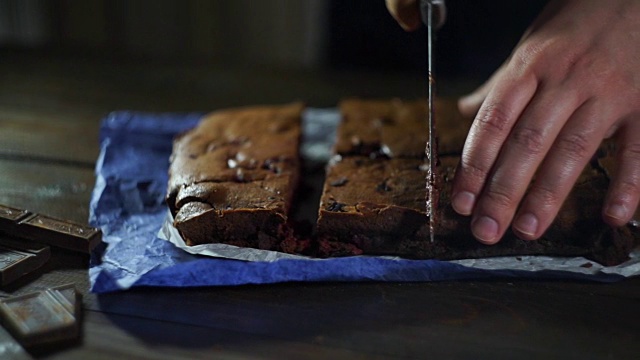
386;0;421;32
458;63;507;117
458;85;490;118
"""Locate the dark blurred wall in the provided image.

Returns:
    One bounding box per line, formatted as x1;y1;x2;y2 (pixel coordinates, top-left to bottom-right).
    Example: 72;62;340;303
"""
1;0;548;77
0;0;51;45
1;0;329;68
329;0;548;79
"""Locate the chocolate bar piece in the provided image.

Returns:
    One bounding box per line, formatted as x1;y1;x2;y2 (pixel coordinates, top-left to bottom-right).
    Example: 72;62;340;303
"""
0;238;50;286
167;103;305;251
0;205;30;235
0;285;80;347
49;284;80;314
0;206;102;254
15;214;101;254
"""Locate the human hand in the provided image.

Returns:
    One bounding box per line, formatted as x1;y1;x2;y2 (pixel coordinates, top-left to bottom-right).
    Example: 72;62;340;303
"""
389;0;640;244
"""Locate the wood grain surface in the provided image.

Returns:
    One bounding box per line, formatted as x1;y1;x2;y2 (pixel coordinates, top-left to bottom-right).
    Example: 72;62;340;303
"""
0;51;639;359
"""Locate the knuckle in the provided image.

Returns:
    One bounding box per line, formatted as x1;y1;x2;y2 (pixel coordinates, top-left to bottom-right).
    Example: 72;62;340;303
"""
484;181;518;209
558;50;581;74
510;126;546;155
513;38;584;81
460;153;491;181
513;40;549;74
474;103;512;133
555;132;592;161
528;183;562;209
616;179;640;197
514;42;543;68
615;177;640;197
578;55;614;82
619;142;640;162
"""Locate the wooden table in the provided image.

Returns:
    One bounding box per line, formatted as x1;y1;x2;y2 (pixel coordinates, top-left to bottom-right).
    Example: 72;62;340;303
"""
1;51;639;359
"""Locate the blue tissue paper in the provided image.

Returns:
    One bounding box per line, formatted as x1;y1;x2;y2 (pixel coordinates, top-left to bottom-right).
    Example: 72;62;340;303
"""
89;110;625;293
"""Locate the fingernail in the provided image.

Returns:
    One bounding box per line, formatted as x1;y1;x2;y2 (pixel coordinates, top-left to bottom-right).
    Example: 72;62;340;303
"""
513;213;538;237
605;204;627;221
452;191;475;215
472;216;499;244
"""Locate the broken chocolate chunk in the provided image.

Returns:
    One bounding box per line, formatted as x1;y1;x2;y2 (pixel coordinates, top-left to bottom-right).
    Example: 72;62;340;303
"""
330;177;349;187
326;201;347;213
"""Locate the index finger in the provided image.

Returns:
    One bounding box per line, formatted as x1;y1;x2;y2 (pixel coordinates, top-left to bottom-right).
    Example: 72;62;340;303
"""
450;69;538;218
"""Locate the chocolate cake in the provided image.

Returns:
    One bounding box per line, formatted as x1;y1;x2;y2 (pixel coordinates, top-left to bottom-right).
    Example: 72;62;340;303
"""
166;98;637;265
317;98;637;265
167;103;306;251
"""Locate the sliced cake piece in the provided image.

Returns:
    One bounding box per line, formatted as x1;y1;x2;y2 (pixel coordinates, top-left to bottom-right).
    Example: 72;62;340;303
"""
317;156;431;256
317;98;636;265
167;103;304;251
317;154;635;264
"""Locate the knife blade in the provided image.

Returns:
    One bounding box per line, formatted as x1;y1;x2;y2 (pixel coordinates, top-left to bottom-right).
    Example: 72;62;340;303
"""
420;0;446;242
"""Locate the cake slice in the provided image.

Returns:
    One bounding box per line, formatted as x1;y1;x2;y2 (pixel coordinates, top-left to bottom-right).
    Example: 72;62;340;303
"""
317;156;431;256
318;98;432;256
317;153;636;265
166;103;305;251
317;98;637;265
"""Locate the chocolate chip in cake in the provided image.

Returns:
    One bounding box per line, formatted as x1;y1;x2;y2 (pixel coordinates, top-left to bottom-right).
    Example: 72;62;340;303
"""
330;177;349;187
228;136;250;146
234;168;246;182
373;117;395;127
376;179;392;193
380;144;392;157
206;142;218;152
326;201;347;212
269;121;293;133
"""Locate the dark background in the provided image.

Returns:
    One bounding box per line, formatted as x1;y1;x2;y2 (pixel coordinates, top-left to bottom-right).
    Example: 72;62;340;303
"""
328;0;547;79
2;0;548;79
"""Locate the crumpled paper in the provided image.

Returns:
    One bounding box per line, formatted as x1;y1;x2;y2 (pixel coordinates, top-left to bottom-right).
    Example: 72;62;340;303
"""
89;109;638;293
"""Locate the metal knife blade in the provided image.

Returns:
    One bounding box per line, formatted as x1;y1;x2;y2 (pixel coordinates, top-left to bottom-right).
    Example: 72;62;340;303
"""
420;0;445;242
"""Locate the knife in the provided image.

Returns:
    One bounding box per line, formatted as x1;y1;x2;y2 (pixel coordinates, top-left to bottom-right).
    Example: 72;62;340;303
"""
420;0;446;242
